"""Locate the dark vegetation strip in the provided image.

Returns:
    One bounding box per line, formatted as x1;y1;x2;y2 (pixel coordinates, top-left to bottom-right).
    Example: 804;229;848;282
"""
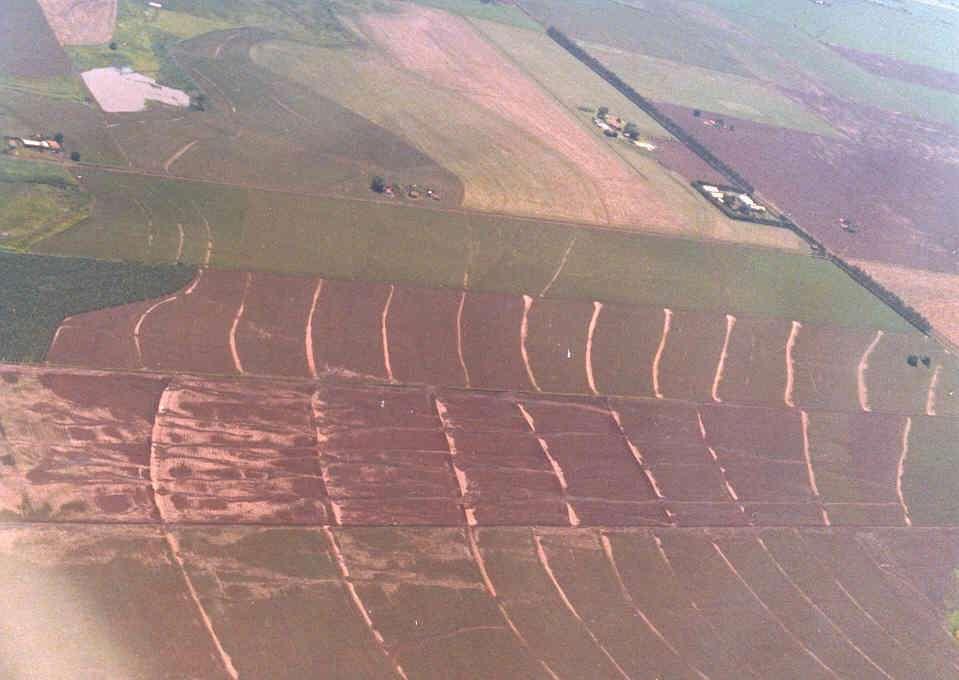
0;251;195;362
547;26;932;336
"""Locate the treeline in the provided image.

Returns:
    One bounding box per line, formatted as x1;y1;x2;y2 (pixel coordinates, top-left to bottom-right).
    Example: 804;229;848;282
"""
548;26;933;336
547;27;753;192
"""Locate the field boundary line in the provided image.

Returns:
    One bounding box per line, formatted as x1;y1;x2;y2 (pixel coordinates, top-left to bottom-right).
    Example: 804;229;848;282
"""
757;537;894;680
713;542;841;679
534;532;631;680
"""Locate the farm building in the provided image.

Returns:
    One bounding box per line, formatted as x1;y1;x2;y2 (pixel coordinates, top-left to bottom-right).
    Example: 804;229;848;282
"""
4;136;61;153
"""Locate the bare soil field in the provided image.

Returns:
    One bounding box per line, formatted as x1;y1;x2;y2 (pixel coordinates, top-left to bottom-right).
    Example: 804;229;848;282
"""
0;0;73;78
81;66;191;112
3;363;949;528
45;271;947;417
36;0;116;45
7;526;957;680
654;101;959;273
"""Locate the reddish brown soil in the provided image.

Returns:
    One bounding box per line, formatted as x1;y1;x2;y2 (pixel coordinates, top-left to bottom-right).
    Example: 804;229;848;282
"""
718;316;792;406
589;302;662;398
658;309;726;401
49;272;942;417
827;43;959;96
387;285;464;386
459;291;532;391
0;0;72;77
0;367;166;522
655;101;959;273
525;298;594;394
234;271;314;377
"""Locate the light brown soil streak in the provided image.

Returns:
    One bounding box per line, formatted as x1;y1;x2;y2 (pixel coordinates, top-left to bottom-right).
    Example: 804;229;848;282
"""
696;410;747;517
652;308;673;400
520;295;541;392
926;365;942;416
456;291;471;388
322;526;409;680
800;411;831;527
858;330;884;413
585;302;602;396
756;537;894;680
711;314;736;403
606;405;665;502
712;541;841;679
229;272;253;375
305;278;324;380
516;402;578;526
381;284;395;383
600;534;709;680
897;417;913;527
785;321;802;408
163;139;199;174
533;533;631;680
539;234;577;298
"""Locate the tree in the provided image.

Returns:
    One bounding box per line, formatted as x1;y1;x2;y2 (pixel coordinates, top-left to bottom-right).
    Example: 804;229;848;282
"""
623;122;639;139
70;151;81;162
907;355;919;367
109;41;118;50
371;175;386;193
693;109;701;117
53;132;64;144
597;106;609;119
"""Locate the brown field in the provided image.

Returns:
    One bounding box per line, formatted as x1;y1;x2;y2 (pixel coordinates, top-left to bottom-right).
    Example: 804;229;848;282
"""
0;0;73;78
0;362;949;528
3;524;959;677
36;0;116;45
4;358;959;675
655;100;959;273
46;270;954;417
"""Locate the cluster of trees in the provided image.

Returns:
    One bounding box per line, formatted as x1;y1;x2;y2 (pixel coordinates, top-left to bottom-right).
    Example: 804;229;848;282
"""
549;26;933;337
548;27;753;192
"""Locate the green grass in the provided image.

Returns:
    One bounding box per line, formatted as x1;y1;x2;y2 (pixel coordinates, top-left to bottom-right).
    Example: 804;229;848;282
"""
31;169;911;332
0;157;90;251
0;250;195;362
410;0;541;29
0;75;85;101
0;155;76;187
0;184;91;251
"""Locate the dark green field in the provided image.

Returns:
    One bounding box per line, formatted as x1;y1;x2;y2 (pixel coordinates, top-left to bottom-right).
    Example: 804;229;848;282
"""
0;250;195;362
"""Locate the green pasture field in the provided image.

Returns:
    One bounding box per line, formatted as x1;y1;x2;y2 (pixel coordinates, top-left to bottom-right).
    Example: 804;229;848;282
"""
0;250;195;362
0;157;91;251
31;169;911;332
410;0;541;29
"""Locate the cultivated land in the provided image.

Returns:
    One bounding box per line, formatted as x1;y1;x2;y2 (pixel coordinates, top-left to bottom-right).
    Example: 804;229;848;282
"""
36;0;117;45
0;157;92;250
0;251;194;362
44;271;942;416
4;0;959;675
30;169;913;330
